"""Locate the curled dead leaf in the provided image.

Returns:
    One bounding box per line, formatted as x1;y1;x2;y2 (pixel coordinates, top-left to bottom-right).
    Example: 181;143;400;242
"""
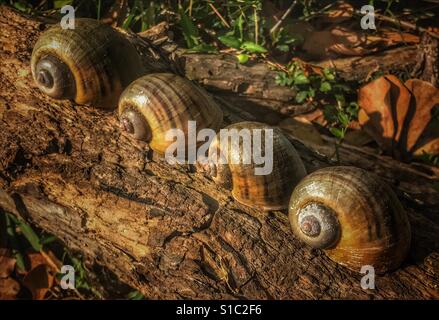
23;263;54;300
358;75;439;158
0;249;16;278
404;79;439;151
302;26;419;60
358;75;402;152
302;28;371;59
294;108;327;127
320;1;354;25
0;277;20;300
413;115;439;156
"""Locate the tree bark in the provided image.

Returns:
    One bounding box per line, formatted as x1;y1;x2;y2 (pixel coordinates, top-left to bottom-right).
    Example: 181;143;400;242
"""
1;6;438;299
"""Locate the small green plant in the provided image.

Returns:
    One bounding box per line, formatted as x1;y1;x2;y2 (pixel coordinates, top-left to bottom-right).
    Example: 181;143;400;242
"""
3;211;98;298
127;290;145;300
179;5;217;53
218;12;267;63
276;61;359;141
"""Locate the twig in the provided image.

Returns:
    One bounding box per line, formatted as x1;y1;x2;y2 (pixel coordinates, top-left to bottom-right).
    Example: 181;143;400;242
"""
254;6;259;44
270;1;298;35
209;3;230;28
189;0;193;17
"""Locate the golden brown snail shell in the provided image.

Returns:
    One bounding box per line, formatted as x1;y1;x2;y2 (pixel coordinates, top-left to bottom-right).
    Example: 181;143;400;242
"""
31;19;146;109
288;166;411;274
208;122;307;211
118;73;223;154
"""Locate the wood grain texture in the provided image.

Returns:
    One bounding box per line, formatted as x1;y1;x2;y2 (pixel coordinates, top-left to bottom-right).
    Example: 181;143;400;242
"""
1;6;439;299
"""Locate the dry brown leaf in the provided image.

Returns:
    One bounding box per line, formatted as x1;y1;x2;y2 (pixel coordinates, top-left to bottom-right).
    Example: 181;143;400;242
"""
0;214;7;248
358;76;397;151
413;116;439;156
0;277;20;300
320;1;354;25
386;75;412;143
404;79;439;151
302;27;380;59
415;139;439;156
0;249;16;278
358;75;439;158
294;108;327;127
279;118;325;146
27;252;48;271
380;31;420;46
302;25;419;60
427;27;439;35
23;263;54;300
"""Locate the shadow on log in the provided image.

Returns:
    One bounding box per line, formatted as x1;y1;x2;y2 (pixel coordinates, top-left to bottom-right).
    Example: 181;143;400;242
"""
0;6;438;299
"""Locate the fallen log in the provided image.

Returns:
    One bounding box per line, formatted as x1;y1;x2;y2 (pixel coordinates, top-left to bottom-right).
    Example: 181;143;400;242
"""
1;6;438;299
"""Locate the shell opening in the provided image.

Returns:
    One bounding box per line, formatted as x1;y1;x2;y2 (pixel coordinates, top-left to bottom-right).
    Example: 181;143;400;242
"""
297;202;340;249
119;107;152;142
34;54;75;99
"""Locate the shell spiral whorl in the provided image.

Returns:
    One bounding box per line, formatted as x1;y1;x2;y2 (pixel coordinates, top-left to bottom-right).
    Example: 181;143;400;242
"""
289;166;411;273
118;73;223;154
208;121;307;211
31;18;145;109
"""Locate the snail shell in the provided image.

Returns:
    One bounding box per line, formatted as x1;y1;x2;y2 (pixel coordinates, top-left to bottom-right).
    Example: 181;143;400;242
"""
118;73;223;154
288;166;411;273
31;19;145;109
208;122;307;211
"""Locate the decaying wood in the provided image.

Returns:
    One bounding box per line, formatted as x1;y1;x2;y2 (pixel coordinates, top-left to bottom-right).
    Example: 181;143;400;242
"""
411;33;439;87
1;6;439;299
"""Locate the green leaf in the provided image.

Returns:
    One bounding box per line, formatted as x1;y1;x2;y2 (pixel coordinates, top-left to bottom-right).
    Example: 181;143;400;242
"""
338;112;350;127
234;14;244;41
295;91;309;103
41;234;58;246
275;72;293;86
122;13;135;29
347;102;359;117
10;215;42;252
54;0;73;9
13;249;26;271
323;68;336;81
127;290;145;300
293;74;310;85
13;1;31;12
237;53;249;64
5;214;26;271
335;94;346;106
330;127;345;139
275;72;287;86
333;83;351;92
276;44;290;52
320;81;332;93
218;35;242;49
241;41;267;53
179;7;200;49
323;105;338;123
